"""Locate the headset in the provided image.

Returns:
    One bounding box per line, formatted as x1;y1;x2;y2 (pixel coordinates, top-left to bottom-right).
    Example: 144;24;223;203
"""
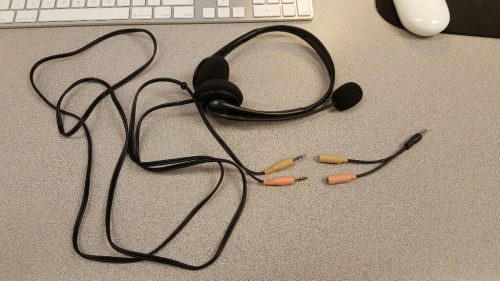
29;26;424;270
192;25;364;122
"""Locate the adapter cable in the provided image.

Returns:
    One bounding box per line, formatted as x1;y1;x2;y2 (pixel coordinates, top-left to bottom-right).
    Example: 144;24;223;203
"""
319;129;428;185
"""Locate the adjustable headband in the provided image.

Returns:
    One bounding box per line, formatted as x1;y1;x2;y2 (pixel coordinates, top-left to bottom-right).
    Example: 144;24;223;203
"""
210;25;336;118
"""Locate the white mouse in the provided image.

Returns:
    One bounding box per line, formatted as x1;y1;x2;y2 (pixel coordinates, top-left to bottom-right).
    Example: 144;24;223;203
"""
393;0;451;37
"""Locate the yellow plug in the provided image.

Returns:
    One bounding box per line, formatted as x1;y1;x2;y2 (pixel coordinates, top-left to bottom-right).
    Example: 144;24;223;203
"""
264;155;305;175
318;154;348;165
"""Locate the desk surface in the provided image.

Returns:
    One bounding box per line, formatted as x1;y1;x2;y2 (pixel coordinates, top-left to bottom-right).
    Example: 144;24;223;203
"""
1;1;499;280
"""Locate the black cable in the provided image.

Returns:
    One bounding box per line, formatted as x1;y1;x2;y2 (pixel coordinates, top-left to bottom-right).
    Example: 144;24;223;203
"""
29;29;266;270
348;150;401;164
355;148;405;178
352;130;428;178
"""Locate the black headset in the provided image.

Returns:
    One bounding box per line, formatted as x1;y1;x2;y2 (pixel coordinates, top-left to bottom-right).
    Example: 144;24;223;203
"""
192;25;364;122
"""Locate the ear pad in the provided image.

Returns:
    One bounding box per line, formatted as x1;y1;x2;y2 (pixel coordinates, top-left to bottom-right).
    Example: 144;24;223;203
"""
194;79;243;107
193;56;230;90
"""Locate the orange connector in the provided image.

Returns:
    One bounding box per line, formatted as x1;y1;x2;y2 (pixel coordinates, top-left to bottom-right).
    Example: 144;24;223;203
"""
263;176;307;186
326;173;357;185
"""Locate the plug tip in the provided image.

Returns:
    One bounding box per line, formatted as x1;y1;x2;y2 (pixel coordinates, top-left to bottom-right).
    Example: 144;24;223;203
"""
295;176;308;182
420;129;428;135
293;154;306;161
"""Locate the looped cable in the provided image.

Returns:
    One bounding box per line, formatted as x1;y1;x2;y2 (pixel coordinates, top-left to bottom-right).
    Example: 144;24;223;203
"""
29;28;251;270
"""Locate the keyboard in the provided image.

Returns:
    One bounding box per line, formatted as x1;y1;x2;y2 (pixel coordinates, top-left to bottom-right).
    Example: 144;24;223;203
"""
0;0;313;28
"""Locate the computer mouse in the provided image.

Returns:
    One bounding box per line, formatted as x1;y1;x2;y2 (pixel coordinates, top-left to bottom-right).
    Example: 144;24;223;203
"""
393;0;450;37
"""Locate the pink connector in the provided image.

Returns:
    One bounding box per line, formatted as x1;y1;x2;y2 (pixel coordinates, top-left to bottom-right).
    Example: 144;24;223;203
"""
327;173;357;185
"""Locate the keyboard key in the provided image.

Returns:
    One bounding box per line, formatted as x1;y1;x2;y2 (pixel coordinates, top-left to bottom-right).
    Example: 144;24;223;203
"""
71;0;84;7
0;11;14;22
15;10;37;22
173;6;193;18
282;0;295;3
253;4;280;17
39;8;129;21
102;0;114;6
132;0;144;6
282;4;296;17
202;7;214;19
40;0;55;8
147;0;159;6
217;7;229;18
163;0;192;5
86;0;99;7
0;0;10;10
116;0;129;6
131;6;151;18
217;0;228;6
297;0;310;16
252;0;264;4
153;6;170;18
10;0;25;9
56;0;70;8
232;7;244;18
26;0;41;9
267;0;279;3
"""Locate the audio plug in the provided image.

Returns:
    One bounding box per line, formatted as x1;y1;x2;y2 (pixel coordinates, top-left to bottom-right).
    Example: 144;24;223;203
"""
263;176;308;187
264;155;306;175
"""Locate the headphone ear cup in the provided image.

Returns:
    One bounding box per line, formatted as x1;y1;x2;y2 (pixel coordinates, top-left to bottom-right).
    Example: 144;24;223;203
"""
194;79;243;107
193;56;230;90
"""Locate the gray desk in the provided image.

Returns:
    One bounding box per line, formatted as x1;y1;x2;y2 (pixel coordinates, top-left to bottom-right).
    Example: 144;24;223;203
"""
1;1;499;280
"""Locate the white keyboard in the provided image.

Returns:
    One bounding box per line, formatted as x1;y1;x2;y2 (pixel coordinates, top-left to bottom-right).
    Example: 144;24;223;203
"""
0;0;313;28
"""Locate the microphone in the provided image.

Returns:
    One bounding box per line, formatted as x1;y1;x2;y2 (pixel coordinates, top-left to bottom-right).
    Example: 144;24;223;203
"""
205;82;363;121
331;82;363;111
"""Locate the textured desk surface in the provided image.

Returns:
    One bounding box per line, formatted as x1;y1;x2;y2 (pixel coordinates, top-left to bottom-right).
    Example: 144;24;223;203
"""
1;1;499;280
